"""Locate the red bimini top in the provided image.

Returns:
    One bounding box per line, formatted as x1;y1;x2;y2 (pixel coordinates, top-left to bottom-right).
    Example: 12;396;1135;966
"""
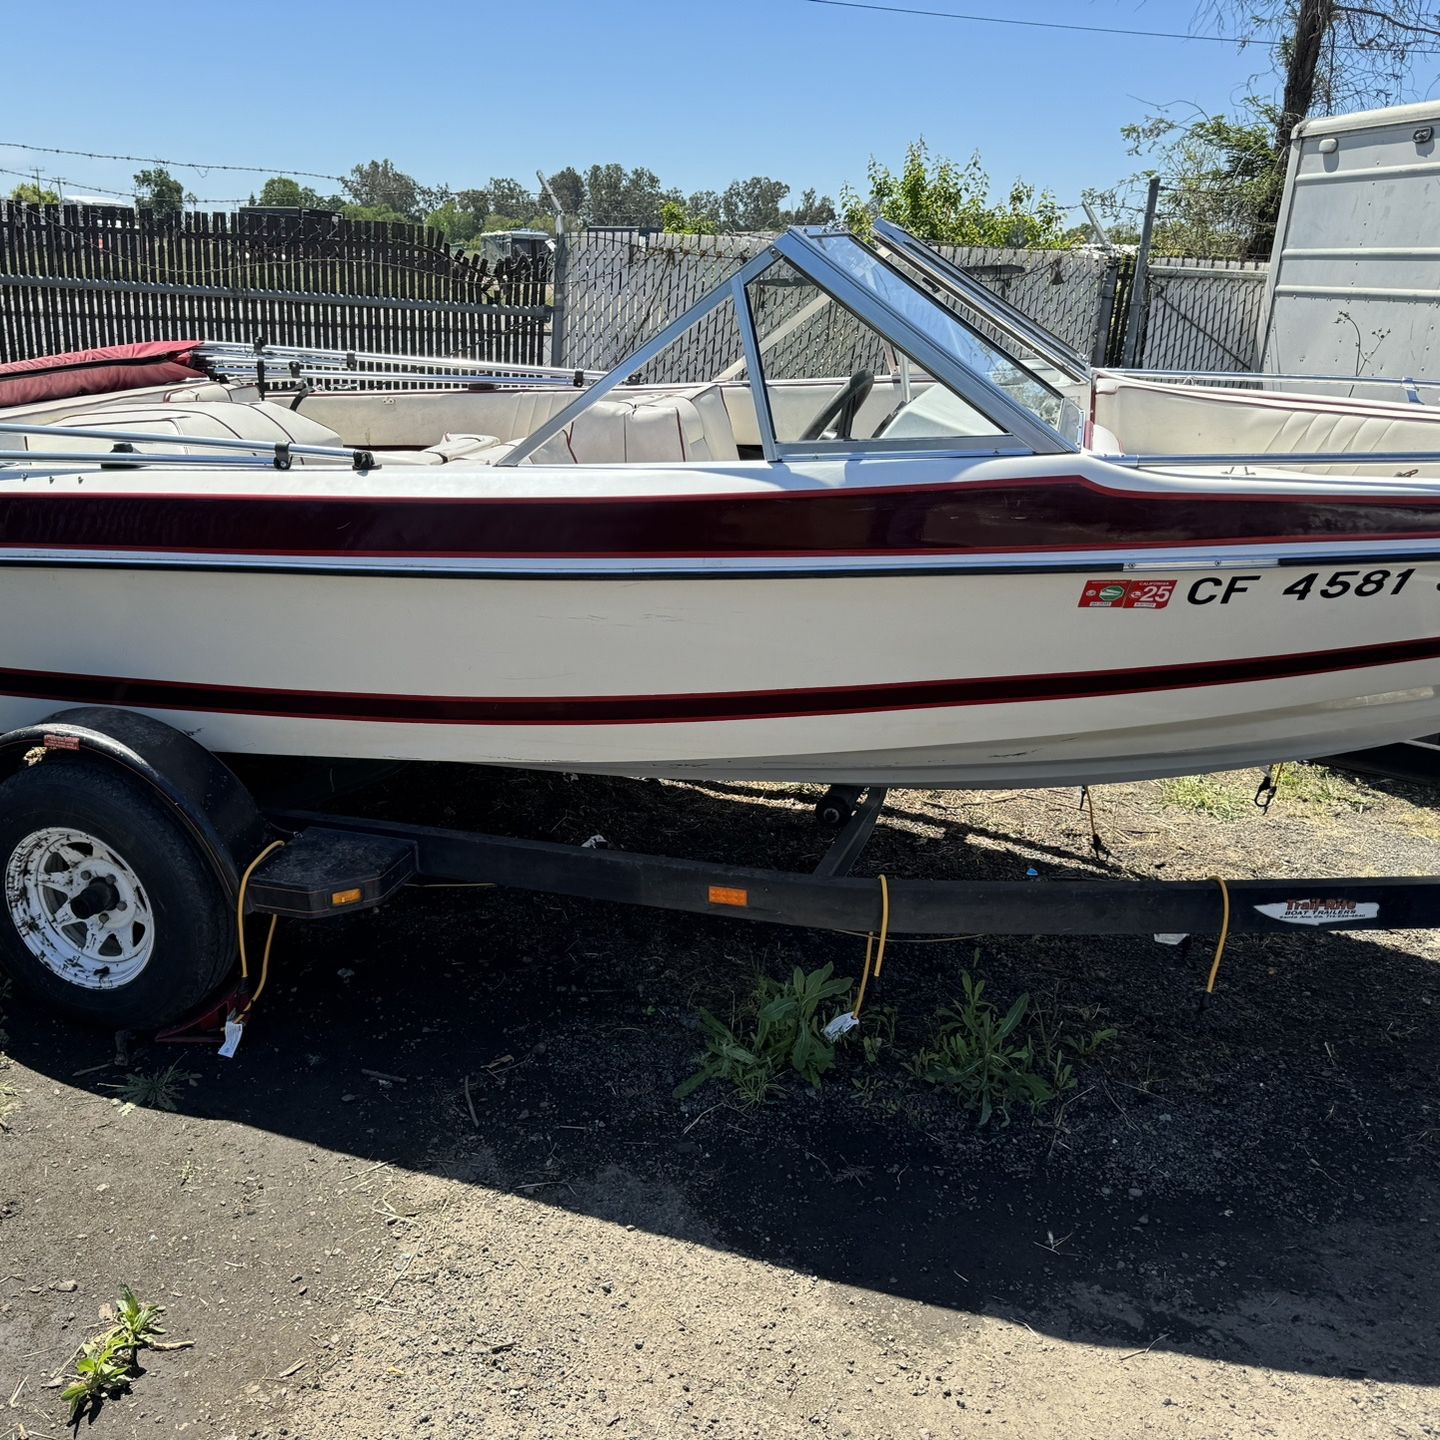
0;341;206;407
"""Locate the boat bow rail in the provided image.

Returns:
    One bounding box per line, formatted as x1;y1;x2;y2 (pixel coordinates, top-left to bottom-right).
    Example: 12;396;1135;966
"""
0;419;379;471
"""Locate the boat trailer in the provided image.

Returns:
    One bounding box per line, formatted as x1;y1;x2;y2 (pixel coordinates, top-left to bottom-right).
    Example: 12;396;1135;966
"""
1;707;1437;1043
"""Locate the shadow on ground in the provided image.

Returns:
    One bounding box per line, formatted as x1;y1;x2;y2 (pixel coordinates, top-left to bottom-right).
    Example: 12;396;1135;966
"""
5;765;1439;1389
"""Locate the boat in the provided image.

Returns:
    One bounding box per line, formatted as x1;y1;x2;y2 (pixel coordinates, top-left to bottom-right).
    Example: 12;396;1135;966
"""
3;219;1440;789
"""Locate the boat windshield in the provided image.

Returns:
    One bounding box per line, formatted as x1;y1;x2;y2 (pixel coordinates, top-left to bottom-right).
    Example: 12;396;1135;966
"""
804;230;1083;443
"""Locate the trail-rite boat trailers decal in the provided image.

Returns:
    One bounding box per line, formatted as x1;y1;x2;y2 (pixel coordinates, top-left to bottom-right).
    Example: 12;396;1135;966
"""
1254;898;1382;926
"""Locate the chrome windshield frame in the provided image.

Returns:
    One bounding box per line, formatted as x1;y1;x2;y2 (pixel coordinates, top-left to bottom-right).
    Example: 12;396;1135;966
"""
500;225;1079;467
774;229;1076;455
868;218;1091;384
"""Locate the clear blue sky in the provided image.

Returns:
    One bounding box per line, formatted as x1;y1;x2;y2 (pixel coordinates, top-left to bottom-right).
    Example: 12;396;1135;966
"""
0;0;1433;213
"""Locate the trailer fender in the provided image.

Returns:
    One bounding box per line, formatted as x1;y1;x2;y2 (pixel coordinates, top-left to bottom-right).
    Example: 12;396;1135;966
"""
0;707;267;901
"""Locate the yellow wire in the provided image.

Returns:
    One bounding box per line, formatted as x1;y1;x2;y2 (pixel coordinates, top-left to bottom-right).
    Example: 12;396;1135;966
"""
234;840;284;1018
1203;875;1232;995
851;874;891;1020
246;916;280;1014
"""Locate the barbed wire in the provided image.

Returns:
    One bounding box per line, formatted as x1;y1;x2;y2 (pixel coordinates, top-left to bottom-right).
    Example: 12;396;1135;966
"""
0;163;258;207
0;140;347;184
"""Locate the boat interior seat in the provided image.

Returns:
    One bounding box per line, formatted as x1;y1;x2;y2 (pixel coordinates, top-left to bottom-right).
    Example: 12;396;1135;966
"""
291;387;582;450
379;433;508;466
526;387;740;465
158;381;236;404
5;399;347;460
1093;375;1440;475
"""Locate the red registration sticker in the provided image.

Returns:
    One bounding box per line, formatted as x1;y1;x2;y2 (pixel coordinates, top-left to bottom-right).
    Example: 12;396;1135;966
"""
1079;579;1176;610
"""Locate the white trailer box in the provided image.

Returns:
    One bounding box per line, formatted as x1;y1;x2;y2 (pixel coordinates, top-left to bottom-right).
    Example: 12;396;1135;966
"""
1261;99;1440;387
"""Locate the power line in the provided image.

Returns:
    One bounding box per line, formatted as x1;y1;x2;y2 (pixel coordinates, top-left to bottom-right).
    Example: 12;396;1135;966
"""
801;0;1440;52
802;0;1257;43
0;140;346;184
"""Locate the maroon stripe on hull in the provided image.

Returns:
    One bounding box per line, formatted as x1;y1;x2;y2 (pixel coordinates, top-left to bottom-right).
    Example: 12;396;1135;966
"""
3;476;1440;558
3;635;1439;727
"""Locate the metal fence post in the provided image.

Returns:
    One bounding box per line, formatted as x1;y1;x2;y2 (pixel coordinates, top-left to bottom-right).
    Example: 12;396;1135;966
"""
1090;256;1120;367
537;170;568;368
549;226;568;369
1121;176;1161;367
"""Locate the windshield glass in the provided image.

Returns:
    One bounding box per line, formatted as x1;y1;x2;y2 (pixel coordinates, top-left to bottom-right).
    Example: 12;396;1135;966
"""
807;232;1083;444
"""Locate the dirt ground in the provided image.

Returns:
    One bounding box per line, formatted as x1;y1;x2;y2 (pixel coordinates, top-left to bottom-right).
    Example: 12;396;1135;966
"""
1;762;1438;1440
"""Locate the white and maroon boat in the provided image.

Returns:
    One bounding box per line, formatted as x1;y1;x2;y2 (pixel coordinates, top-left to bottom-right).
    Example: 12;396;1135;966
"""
3;220;1440;788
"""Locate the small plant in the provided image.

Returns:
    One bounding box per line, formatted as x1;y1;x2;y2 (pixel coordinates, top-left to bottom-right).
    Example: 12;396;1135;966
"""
859;1006;897;1066
61;1285;168;1423
676;963;854;1104
910;967;1118;1125
1275;763;1372;812
1156;773;1248;819
102;1062;197;1113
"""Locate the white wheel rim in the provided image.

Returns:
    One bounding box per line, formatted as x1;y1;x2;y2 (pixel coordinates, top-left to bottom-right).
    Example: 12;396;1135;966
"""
4;827;155;989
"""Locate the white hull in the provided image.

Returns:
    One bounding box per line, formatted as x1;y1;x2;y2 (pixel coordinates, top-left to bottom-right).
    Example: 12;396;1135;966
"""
3;556;1438;786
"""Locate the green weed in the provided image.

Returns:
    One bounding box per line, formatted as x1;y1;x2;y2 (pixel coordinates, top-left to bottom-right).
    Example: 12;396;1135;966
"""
102;1062;196;1113
1156;773;1248;820
61;1286;168;1424
909;968;1117;1125
676;963;853;1105
859;1005;897;1066
1275;762;1372;812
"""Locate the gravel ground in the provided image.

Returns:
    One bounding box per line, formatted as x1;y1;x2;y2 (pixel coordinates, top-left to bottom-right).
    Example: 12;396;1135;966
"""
1;763;1438;1439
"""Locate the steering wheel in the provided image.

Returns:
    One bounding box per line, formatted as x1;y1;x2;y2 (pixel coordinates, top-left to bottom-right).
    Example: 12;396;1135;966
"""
800;369;875;441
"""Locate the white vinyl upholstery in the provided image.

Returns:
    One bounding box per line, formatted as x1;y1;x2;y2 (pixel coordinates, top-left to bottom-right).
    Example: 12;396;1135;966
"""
294;388;582;449
1092;376;1440;475
11;400;345;459
381;433;508;466
3;380;745;469
527;388;739;466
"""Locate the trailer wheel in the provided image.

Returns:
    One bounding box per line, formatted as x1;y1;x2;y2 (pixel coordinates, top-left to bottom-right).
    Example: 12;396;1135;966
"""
0;762;234;1028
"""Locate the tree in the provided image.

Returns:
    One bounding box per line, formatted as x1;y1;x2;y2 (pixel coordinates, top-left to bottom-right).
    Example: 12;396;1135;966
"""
661;198;718;235
1095;101;1285;258
453;187;491;228
719;176;789;231
9;182;59;204
1193;2;1440;252
425;198;479;243
841;139;1075;248
252;175;330;210
486;177;537;221
546;165;586;217
338;203;412;224
780;187;836;226
133;166;191;215
584;164;669;228
342;159;429;221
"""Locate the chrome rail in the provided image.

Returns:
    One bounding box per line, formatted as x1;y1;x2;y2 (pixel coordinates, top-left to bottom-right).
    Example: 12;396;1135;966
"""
1098;367;1440;391
1113;449;1440;469
0;420;377;471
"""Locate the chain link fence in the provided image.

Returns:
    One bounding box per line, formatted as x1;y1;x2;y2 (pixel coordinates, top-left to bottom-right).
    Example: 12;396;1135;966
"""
555;231;1268;379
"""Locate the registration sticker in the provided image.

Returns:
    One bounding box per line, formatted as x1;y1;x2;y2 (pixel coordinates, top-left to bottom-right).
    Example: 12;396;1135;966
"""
1254;899;1380;927
1078;579;1176;610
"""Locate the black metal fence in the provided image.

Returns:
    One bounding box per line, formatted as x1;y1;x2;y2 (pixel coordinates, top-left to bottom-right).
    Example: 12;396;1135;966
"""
558;233;1268;379
0;203;551;365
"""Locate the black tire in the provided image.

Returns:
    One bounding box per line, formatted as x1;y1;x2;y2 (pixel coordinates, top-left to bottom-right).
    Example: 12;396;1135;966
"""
0;760;235;1028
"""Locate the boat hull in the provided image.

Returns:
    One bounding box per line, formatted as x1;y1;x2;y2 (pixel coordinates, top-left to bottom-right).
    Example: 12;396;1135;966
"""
2;558;1438;786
